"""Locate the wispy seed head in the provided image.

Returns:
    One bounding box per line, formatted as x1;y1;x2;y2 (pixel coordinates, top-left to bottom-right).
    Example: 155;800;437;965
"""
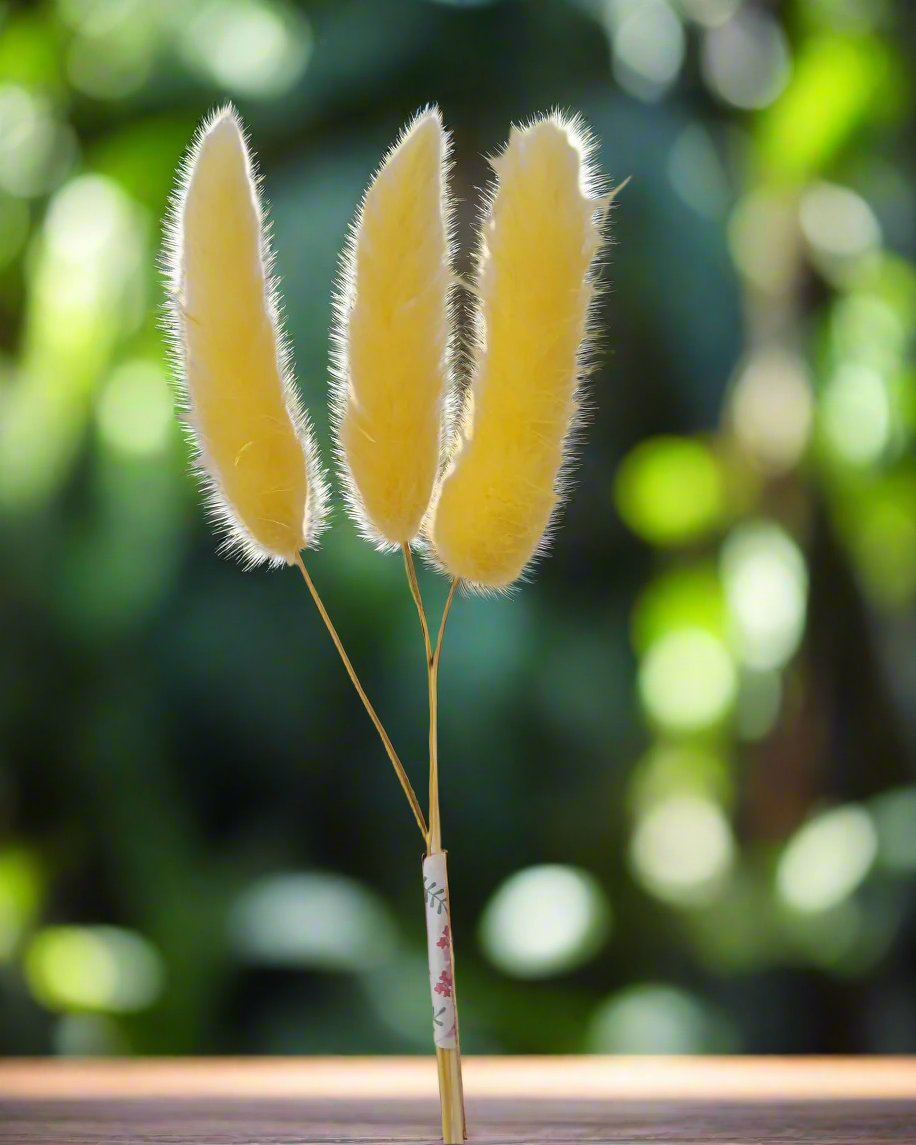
430;113;611;591
165;106;327;568
332;106;455;549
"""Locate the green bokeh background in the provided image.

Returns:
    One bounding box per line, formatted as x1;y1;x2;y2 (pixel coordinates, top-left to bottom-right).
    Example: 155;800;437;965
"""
1;0;915;1056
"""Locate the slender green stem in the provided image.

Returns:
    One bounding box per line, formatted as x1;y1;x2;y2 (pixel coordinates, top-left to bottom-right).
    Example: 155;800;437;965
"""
427;575;458;853
402;544;432;666
434;576;459;675
294;553;428;840
401;546;459;854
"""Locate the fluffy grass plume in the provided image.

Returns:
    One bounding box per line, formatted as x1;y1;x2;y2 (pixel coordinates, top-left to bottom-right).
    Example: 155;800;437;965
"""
333;107;454;548
430;114;608;589
166;106;326;567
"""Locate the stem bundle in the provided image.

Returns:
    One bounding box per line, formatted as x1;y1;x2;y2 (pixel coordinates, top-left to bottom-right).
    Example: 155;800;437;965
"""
298;546;466;1139
405;547;465;1141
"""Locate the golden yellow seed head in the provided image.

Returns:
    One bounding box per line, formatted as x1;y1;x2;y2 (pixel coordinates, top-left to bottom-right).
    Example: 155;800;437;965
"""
430;115;607;589
333;107;453;548
166;107;326;567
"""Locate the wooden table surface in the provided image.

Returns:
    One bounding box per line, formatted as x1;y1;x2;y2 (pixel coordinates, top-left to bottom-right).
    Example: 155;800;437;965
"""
1;1057;915;1144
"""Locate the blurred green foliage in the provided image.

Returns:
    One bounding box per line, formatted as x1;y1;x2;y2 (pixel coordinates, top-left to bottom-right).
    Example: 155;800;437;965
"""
1;0;915;1057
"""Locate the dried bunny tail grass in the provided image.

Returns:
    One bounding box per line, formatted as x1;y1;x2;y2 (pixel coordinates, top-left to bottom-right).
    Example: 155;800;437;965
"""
429;111;613;592
163;104;328;569
330;105;457;550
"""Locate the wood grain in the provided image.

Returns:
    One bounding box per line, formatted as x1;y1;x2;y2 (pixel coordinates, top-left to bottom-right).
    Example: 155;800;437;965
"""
1;1057;915;1143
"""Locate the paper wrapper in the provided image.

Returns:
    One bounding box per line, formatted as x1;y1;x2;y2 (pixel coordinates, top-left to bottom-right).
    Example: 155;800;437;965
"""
423;851;459;1050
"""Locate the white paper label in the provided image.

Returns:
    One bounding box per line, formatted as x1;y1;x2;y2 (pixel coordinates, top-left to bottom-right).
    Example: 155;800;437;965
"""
423;851;458;1050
